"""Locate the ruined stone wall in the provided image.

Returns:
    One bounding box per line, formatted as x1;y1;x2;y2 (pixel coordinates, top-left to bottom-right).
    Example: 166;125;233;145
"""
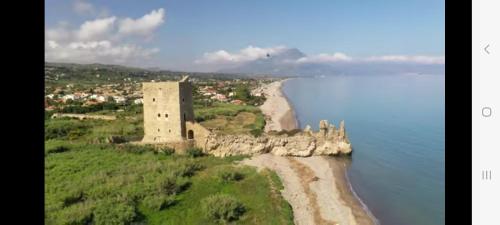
142;82;183;143
185;121;212;149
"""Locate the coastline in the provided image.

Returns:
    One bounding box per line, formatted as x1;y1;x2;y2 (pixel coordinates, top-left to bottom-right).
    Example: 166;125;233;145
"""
241;155;376;225
327;157;380;225
246;79;376;225
259;79;299;132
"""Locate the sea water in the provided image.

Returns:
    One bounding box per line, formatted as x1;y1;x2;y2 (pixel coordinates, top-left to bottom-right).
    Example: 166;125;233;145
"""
282;75;445;225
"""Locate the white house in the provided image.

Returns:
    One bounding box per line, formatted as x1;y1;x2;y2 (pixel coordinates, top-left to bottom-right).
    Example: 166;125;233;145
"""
62;94;75;101
113;96;127;103
92;95;107;102
211;93;228;102
133;98;143;104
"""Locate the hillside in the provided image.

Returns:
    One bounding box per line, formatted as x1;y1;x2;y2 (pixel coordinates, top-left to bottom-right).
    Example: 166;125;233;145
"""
44;62;272;86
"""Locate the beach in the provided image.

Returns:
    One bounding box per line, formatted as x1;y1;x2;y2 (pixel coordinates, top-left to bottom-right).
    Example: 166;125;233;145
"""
241;155;376;225
243;80;377;225
259;79;299;132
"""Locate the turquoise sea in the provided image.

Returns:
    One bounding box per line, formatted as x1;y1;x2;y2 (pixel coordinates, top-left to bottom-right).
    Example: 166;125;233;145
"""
282;75;445;225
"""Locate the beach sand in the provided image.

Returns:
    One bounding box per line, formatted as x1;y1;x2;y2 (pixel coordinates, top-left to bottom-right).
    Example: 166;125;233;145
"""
242;79;376;225
241;155;376;225
327;158;379;225
259;80;299;132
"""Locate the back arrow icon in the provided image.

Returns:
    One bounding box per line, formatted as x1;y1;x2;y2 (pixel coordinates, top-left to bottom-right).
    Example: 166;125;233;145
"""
484;44;490;54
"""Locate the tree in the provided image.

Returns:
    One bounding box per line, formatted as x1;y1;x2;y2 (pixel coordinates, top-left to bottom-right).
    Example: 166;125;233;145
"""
234;85;251;101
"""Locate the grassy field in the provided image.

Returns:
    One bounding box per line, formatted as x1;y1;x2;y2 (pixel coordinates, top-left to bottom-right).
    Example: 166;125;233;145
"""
195;103;266;136
45;102;289;225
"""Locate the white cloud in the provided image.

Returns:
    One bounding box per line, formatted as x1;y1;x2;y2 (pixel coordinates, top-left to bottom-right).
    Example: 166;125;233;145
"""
46;27;72;42
47;40;59;49
296;53;352;63
118;8;165;36
196;45;444;66
45;8;164;66
45;40;159;64
195;45;287;64
73;0;95;15
194;45;445;72
365;55;445;64
77;17;116;41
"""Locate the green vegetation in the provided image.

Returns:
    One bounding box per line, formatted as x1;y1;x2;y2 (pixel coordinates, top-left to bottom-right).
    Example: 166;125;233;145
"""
45;105;291;224
194;102;260;121
186;147;205;158
217;166;245;183
268;128;303;137
234;85;251;101
45;62;257;87
195;103;266;136
45;119;92;140
201;194;246;224
44;63;289;224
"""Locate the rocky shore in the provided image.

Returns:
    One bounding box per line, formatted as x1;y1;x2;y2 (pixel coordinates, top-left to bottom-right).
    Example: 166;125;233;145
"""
203;119;352;157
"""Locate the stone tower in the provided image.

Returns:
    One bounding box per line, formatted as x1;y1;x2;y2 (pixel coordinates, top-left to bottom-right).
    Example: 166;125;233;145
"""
142;76;195;143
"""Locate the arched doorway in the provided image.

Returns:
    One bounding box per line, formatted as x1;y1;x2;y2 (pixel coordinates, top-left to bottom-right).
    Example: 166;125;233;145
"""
187;130;194;139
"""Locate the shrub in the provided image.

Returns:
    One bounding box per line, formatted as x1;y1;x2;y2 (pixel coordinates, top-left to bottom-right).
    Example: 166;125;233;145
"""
157;175;191;195
93;200;136;225
195;114;215;122
142;194;176;211
62;190;84;207
158;147;175;155
106;136;127;144
186;147;204;158
201;194;246;223
46;145;70;154
175;162;204;177
218;170;244;183
117;144;155;154
270;129;302;136
45;120;89;140
57;202;94;225
249;129;263;137
45;110;55;120
68;129;87;140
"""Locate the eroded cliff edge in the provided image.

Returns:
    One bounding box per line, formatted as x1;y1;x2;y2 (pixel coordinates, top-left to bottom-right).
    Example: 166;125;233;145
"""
200;120;352;157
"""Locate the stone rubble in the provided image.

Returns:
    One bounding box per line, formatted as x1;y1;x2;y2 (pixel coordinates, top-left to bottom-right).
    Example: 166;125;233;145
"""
201;120;352;157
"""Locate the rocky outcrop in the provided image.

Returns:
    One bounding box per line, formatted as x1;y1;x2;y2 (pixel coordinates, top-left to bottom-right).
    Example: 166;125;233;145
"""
202;120;351;157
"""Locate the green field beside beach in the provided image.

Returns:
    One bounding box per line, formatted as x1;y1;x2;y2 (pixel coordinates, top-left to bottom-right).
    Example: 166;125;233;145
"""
45;101;288;225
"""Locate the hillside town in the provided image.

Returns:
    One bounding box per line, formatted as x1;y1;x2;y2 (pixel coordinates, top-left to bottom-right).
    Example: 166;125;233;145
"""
45;78;271;112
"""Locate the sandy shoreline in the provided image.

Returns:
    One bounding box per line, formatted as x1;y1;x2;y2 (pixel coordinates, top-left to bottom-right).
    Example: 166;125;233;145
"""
259;79;299;132
245;80;376;225
241;155;376;225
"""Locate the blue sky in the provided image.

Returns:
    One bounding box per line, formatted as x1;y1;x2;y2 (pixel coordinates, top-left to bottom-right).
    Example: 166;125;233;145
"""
45;0;445;71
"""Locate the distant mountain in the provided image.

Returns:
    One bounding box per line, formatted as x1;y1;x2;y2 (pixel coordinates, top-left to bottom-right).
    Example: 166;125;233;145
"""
217;48;444;77
218;48;313;76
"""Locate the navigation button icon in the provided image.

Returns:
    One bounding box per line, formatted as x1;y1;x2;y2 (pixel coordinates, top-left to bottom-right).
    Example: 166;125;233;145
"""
482;107;492;117
482;170;492;180
484;44;490;54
